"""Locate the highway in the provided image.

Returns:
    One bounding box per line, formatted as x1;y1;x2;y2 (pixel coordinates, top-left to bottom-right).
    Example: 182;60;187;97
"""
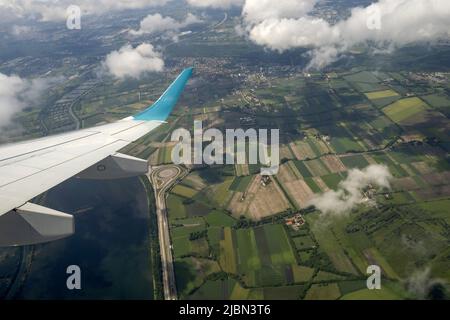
148;165;187;300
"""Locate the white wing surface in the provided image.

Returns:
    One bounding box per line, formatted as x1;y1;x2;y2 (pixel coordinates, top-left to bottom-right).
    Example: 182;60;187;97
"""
0;68;193;246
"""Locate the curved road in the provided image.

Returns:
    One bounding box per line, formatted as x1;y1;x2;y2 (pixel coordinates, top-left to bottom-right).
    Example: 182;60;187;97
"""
148;165;187;300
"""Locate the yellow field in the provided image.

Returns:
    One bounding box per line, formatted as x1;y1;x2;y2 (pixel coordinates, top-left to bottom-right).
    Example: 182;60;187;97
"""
229;283;251;300
365;89;399;100
382;97;429;123
305;283;341;300
235;164;250;176
291;265;315;283
219;227;237;274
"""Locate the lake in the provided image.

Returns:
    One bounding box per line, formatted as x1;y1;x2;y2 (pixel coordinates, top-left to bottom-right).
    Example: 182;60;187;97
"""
13;177;154;300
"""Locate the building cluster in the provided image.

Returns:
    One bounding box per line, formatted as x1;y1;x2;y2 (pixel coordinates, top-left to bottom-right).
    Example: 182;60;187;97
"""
174;57;231;77
408;72;449;84
285;214;305;231
43;79;98;133
362;184;377;201
260;175;271;187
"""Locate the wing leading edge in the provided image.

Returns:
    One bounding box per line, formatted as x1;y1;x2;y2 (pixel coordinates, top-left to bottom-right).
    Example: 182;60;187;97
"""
0;68;193;246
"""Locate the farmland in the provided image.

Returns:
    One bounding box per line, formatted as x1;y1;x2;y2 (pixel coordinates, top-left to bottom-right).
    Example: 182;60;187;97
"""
156;67;450;300
2;0;450;302
382;97;429;124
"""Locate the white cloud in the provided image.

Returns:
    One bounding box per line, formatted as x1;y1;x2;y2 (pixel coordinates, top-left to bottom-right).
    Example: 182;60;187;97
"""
240;0;450;69
248;17;336;52
0;73;55;128
187;0;244;9
308;164;392;217
0;0;172;21
405;268;446;300
10;25;33;36
102;43;164;79
243;0;317;24
130;13;201;36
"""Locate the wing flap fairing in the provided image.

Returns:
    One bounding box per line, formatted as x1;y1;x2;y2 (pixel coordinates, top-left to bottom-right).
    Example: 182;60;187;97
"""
0;68;194;246
0;203;74;246
77;153;148;180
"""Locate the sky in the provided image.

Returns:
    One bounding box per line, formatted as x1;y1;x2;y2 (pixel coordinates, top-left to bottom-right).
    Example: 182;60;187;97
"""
1;0;450;128
2;0;450;68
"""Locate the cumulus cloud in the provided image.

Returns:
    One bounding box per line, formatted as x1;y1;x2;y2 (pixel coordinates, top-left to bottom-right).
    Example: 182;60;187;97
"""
243;0;317;24
0;73;55;128
240;0;450;69
308;164;392;217
102;43;164;79
248;16;335;52
405;268;447;300
0;0;171;21
130;13;201;36
10;25;33;36
187;0;244;9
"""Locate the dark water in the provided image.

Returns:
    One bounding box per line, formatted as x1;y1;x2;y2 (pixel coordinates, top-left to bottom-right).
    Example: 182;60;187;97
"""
14;177;153;300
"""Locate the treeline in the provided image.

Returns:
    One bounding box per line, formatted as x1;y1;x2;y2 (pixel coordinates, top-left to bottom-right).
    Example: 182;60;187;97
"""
189;230;207;241
140;177;164;300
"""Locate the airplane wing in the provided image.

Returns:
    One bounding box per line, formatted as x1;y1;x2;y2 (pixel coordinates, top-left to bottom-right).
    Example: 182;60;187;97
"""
0;67;193;246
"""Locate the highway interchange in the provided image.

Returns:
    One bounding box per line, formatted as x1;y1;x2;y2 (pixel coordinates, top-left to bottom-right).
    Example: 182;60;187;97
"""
148;165;187;300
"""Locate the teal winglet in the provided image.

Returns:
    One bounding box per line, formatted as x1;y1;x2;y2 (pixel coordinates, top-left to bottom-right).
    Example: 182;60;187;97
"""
133;67;193;121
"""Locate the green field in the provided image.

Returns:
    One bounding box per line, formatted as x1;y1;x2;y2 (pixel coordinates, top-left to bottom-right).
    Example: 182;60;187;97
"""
171;218;208;258
416;199;450;223
421;93;450;116
167;194;187;220
218;224;298;287
321;123;365;153
321;173;343;190
304;177;321;193
172;185;198;198
166;65;450;300
175;257;221;298
369;152;409;178
340;282;404;300
344;71;380;83
229;175;253;192
210;176;234;206
262;285;305;300
293;160;313;178
293;235;316;250
205;210;236;227
189;279;239;300
340;154;370;169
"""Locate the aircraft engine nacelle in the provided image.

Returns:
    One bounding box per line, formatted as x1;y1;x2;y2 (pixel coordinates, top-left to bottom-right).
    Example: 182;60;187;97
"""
77;153;149;180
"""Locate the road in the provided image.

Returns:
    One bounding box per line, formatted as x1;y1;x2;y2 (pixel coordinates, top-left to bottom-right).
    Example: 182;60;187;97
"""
68;83;98;130
148;165;187;300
